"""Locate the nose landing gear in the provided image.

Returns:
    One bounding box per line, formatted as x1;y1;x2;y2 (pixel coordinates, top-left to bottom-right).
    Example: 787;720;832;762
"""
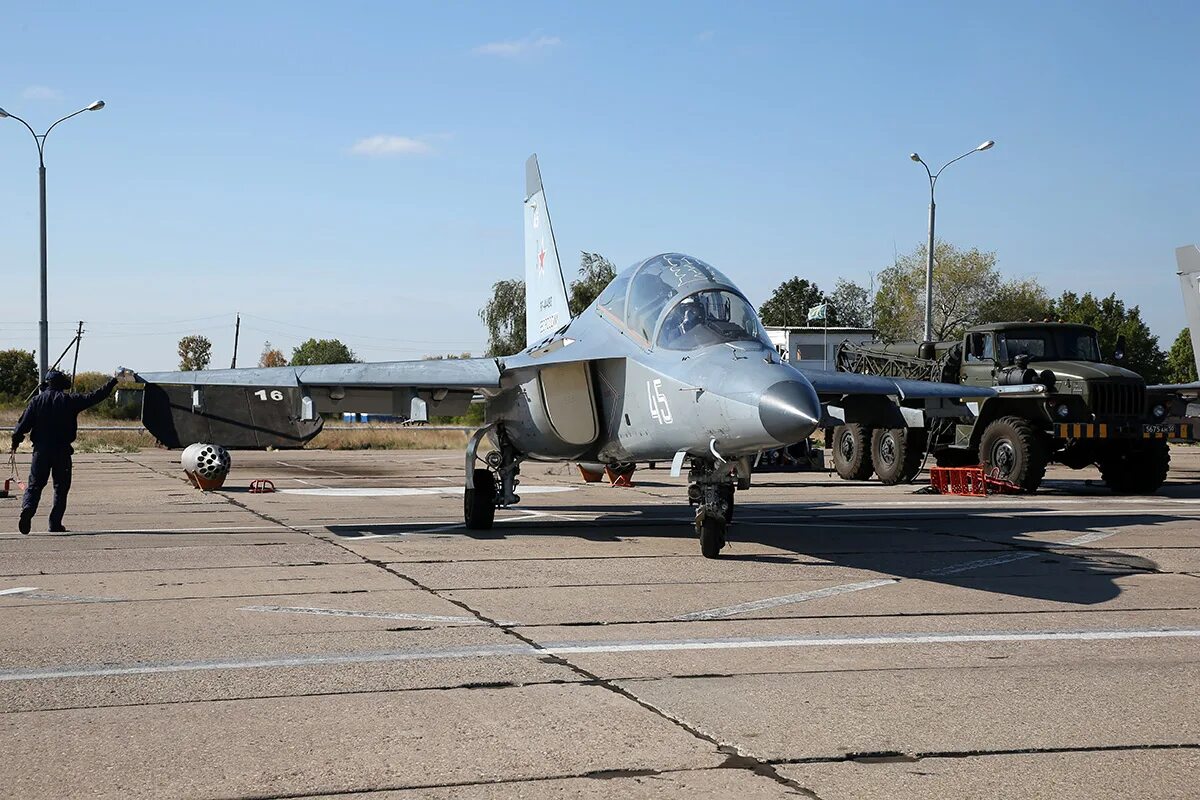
688;459;739;558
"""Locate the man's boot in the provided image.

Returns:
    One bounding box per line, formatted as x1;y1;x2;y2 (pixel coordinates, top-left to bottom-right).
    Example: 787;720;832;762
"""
18;508;33;535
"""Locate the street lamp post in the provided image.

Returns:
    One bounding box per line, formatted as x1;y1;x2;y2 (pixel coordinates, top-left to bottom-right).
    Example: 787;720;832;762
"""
0;100;105;379
910;140;994;344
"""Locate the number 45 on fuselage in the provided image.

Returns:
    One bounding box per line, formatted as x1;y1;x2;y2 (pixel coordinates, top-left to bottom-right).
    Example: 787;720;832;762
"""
136;155;994;558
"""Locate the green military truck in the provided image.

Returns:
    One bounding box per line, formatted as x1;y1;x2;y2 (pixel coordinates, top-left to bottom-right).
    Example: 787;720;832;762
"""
828;321;1191;493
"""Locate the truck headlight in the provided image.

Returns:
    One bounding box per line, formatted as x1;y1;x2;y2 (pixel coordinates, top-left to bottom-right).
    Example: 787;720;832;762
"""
1056;403;1071;419
1152;403;1167;419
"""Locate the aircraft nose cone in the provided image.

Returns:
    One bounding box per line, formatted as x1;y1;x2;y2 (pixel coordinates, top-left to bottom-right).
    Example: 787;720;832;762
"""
759;379;820;444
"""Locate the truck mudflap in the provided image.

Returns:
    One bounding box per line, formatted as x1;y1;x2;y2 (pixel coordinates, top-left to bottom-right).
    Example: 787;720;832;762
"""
1054;422;1192;440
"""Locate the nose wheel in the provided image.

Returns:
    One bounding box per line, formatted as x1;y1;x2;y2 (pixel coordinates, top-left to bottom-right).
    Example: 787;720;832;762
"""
688;459;735;558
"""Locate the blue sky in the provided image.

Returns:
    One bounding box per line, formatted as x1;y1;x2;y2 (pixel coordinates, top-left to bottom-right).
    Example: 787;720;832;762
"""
1;1;1197;371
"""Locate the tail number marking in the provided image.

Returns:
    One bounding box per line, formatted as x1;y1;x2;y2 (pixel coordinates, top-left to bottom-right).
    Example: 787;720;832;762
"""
648;379;673;424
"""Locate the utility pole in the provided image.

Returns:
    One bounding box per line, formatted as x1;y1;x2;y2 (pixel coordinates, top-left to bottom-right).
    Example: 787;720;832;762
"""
909;140;994;344
0;101;106;379
230;313;241;369
70;320;84;388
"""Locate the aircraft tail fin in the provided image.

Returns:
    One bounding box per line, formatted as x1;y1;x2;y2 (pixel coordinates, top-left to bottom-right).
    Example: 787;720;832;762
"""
1176;245;1200;375
524;154;572;347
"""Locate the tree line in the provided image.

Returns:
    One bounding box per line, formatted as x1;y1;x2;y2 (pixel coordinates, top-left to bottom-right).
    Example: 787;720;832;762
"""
757;240;1197;385
3;242;1194;401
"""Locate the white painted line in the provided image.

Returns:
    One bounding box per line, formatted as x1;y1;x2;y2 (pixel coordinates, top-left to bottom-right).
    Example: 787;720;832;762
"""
1058;530;1118;547
920;530;1117;576
741;519;920;531
920;552;1038;576
2;525;283;536
19;593;120;604
544;628;1200;655
280;486;577;497
240;605;483;624
1;628;1195;682
673;529;1122;621
0;587;38;596
674;579;900;621
338;508;555;539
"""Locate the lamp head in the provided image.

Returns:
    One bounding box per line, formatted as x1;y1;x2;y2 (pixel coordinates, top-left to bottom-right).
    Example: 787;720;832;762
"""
86;100;105;111
909;152;920;162
0;107;8;119
976;140;995;151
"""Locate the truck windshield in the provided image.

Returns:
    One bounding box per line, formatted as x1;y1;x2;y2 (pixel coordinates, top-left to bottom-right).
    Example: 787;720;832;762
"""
999;328;1101;363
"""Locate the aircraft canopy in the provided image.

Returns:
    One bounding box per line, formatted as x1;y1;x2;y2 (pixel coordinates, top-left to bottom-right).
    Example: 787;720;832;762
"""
597;253;767;350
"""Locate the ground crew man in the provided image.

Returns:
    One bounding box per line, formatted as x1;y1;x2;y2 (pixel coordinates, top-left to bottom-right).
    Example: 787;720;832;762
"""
10;369;124;534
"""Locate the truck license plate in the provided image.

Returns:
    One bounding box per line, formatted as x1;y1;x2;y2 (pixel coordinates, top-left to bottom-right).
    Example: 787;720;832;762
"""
1143;424;1174;434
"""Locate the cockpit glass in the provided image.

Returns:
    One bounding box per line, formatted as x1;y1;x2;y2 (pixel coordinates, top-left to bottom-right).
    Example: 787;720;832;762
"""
604;253;739;342
657;290;770;351
596;271;631;320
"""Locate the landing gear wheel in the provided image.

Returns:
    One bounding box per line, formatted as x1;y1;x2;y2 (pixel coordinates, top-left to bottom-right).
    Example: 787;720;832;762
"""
979;416;1048;492
832;424;874;481
1099;440;1170;494
464;469;496;529
870;427;927;485
698;514;726;559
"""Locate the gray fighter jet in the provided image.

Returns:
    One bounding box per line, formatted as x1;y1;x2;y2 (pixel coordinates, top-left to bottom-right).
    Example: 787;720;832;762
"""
136;156;994;557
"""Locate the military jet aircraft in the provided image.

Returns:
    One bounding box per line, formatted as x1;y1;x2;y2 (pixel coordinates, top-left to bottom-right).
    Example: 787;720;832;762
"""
136;155;995;557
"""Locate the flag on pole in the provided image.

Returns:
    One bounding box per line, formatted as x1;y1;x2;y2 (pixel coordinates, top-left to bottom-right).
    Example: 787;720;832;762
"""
806;303;827;322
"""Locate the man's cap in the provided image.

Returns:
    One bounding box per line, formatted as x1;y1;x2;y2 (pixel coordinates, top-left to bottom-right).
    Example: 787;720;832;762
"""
44;370;71;390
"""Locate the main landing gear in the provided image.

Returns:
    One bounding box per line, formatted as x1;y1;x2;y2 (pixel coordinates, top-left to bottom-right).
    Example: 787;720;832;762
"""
687;458;742;559
464;424;522;530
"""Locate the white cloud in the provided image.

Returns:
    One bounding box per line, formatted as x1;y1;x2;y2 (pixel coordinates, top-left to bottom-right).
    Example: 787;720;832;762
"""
473;35;561;58
349;135;433;157
21;85;61;101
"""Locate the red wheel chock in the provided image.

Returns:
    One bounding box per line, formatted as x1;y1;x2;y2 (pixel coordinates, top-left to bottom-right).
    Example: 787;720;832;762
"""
248;479;276;494
605;464;636;487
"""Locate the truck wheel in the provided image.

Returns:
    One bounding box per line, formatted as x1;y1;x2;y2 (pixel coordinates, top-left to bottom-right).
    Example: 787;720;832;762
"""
1099;440;1171;494
979;416;1048;492
871;427;927;485
464;469;497;529
832;424;874;480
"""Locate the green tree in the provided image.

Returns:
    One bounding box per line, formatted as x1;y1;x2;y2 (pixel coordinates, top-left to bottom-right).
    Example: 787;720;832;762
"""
874;242;1001;342
291;338;358;366
758;277;825;327
977;278;1055;325
1165;328;1198;384
0;349;39;402
73;371;139;419
258;341;288;368
177;335;212;371
1053;291;1167;382
569;252;618;315
479;278;526;357
827;279;872;327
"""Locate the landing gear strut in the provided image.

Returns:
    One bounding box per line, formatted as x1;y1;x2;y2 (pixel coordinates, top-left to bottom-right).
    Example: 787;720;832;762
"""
464;424;522;530
687;459;737;558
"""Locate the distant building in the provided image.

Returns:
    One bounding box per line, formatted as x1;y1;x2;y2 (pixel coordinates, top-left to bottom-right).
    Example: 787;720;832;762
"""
764;326;878;372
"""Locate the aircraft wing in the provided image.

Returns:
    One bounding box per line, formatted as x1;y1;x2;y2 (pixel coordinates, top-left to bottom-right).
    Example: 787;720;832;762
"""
135;359;502;449
1149;381;1200;397
798;368;996;400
